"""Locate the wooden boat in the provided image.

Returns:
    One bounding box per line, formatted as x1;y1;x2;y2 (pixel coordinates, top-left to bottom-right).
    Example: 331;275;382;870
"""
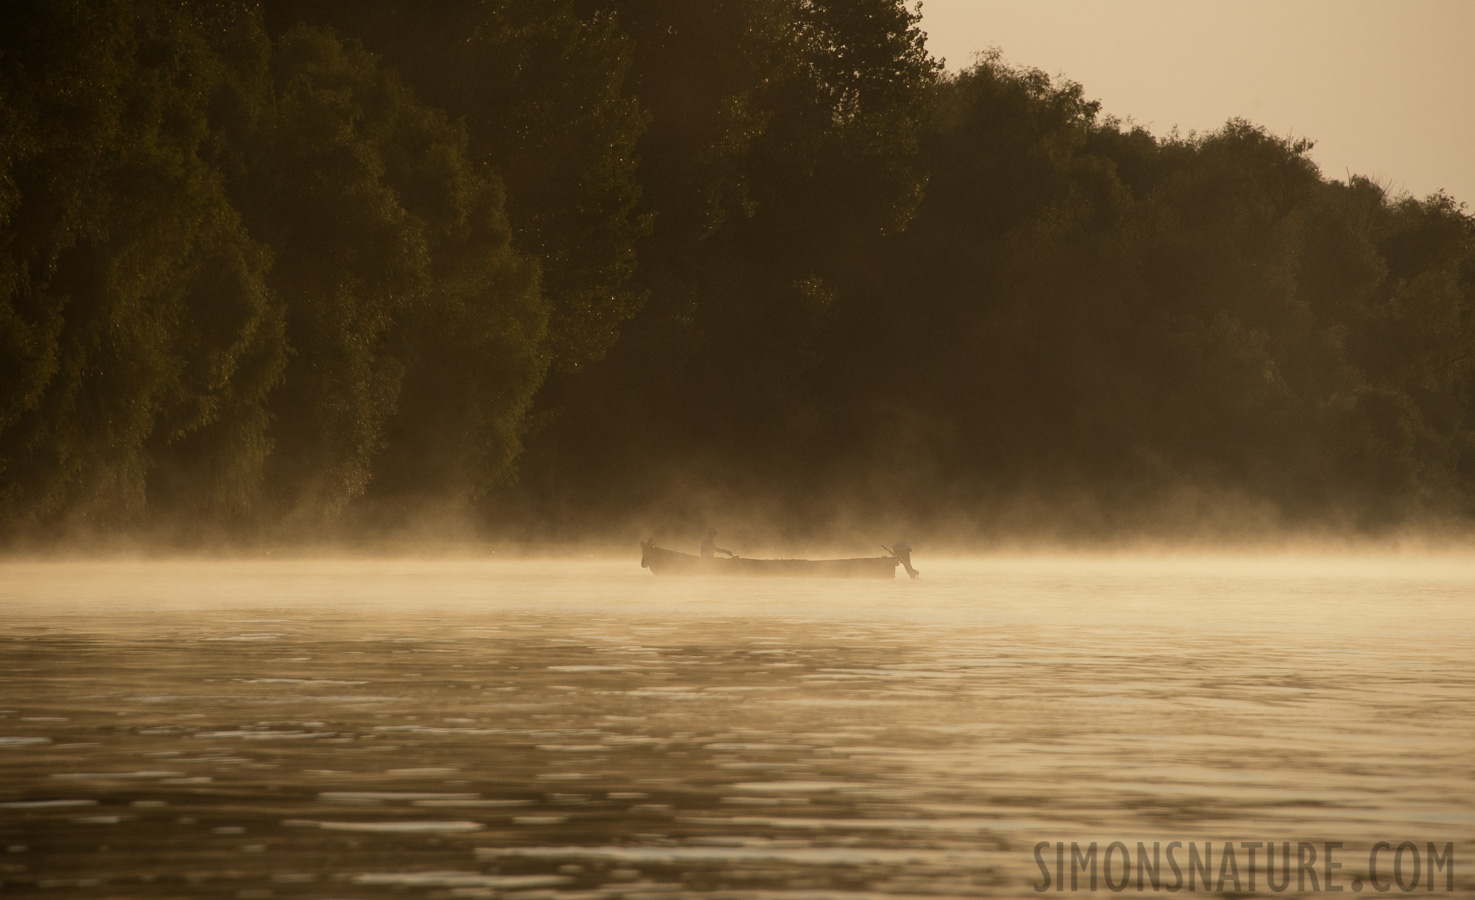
640;539;913;579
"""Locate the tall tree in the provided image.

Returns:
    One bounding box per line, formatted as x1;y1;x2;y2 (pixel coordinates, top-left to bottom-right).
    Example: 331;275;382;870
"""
260;0;650;373
0;0;285;534
513;0;939;531
228;24;547;526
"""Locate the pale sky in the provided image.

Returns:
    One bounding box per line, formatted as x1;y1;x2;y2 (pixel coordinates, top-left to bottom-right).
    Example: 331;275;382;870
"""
918;0;1475;205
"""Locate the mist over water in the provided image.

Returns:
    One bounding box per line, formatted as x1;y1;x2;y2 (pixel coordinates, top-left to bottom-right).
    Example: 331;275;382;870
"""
7;0;1471;891
3;556;1472;897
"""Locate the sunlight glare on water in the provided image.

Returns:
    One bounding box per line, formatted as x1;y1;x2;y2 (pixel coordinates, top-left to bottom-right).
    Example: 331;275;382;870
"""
2;554;1473;897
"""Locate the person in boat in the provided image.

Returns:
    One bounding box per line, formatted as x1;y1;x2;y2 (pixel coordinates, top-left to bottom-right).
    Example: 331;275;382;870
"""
701;529;734;558
892;540;920;579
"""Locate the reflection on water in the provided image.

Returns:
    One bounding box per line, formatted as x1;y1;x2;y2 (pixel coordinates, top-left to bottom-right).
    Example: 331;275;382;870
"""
1;557;1473;897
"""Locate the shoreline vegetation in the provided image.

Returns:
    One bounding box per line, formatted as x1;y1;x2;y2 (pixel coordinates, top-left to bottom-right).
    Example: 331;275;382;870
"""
3;0;1473;550
5;533;1475;565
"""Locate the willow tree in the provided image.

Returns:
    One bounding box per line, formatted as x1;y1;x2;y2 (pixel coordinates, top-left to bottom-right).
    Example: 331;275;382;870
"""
1;2;550;536
259;0;650;372
0;0;285;535
230;25;547;526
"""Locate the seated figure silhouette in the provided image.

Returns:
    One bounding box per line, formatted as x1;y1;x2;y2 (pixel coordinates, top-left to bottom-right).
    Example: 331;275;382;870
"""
701;529;734;558
892;540;920;579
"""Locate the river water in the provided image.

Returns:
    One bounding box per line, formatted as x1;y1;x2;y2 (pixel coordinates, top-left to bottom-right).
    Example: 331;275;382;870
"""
1;555;1472;898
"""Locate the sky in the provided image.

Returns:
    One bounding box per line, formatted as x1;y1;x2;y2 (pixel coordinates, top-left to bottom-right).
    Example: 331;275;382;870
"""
917;0;1475;206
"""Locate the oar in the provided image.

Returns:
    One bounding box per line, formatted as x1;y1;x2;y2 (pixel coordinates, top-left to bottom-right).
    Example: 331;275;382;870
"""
880;544;894;556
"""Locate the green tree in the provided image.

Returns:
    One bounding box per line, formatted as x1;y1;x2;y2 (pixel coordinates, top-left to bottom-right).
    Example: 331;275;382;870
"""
514;0;939;529
0;0;285;534
260;0;649;373
231;25;547;526
1334;186;1475;516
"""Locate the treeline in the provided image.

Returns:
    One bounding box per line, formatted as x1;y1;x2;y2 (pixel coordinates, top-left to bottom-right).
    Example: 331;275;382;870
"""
2;0;1472;544
1;0;550;539
520;53;1475;540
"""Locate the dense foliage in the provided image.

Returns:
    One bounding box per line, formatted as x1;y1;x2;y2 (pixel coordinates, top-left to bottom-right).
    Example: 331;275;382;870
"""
2;1;1472;543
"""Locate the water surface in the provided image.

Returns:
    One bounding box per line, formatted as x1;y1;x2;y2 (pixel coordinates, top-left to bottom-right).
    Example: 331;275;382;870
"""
2;556;1472;897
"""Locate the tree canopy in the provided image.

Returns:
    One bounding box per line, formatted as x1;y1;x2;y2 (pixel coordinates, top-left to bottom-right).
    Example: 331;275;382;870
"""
3;1;1472;545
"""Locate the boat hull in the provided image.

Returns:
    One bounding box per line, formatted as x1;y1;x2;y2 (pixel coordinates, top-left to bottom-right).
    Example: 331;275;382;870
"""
640;544;898;579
